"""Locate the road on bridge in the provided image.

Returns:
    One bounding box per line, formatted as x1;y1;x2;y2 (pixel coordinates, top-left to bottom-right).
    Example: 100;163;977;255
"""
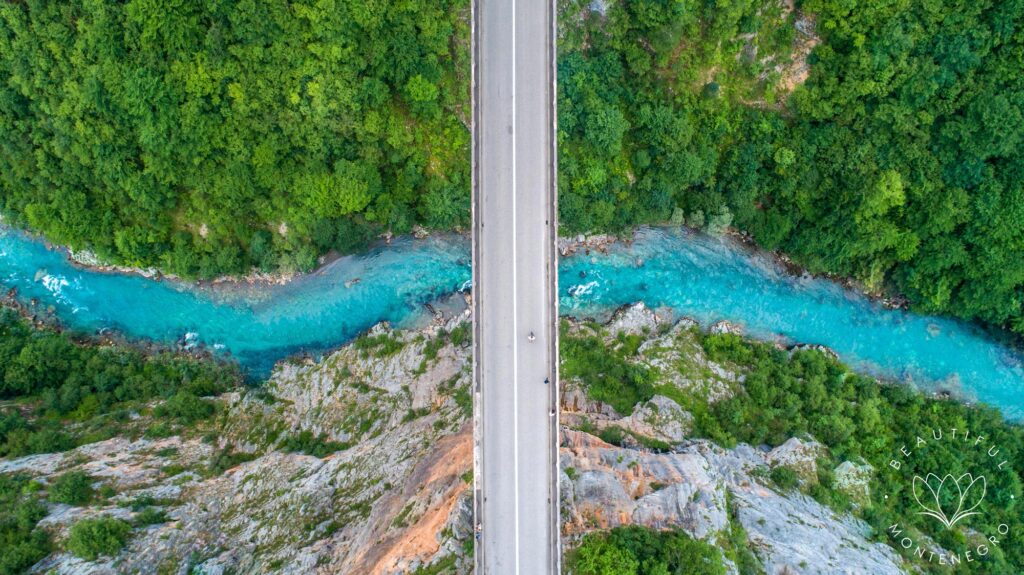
471;0;560;572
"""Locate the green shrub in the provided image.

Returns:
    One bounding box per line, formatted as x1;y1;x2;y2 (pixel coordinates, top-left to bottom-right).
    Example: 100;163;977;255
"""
48;472;94;506
449;323;471;347
153;391;216;424
354;334;405;358
0;474;51;575
205;447;258;477
125;495;156;511
769;466;799;490
598;426;626;446
567;526;726;575
66;517;132;560
280;431;349;458
133;507;168;526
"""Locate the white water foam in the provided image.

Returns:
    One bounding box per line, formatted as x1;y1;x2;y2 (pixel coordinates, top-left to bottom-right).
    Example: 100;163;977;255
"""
567;280;598;298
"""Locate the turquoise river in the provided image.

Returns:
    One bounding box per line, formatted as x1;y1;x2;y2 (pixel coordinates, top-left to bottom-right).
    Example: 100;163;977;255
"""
2;226;1022;419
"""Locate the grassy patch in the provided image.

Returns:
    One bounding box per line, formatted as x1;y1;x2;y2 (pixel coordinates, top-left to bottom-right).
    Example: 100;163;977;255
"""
281;430;350;458
354;333;405;358
560;323;655;414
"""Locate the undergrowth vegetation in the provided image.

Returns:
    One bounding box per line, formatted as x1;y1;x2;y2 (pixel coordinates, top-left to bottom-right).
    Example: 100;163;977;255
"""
0;309;241;457
566;526;726;575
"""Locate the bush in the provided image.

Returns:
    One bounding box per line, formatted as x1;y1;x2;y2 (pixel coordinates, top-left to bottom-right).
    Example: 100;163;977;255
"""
354;333;405;358
0;412;75;457
568;526;726;575
0;474;51;575
205;447;258;477
152;391;216;424
280;431;349;458
65;517;132;560
769;466;799;490
48;472;94;506
598;426;626;446
133;507;167;526
449;322;471;347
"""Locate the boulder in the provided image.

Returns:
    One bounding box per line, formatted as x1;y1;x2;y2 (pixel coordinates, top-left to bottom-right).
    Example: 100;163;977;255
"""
766;437;826;482
606;302;661;336
618;395;692;443
834;460;874;504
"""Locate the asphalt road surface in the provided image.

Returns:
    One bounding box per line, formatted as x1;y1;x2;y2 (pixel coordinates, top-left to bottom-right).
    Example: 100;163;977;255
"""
471;0;560;572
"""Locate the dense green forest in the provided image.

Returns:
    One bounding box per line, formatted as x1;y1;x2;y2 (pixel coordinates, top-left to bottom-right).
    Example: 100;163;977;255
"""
0;0;470;277
557;0;1024;333
2;0;1023;333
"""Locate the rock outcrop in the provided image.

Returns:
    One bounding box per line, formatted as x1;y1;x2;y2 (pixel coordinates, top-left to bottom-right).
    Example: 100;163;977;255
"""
765;436;826;481
562;432;906;575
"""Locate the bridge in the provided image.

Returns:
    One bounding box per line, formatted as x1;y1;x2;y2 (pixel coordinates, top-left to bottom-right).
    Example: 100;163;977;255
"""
471;0;560;572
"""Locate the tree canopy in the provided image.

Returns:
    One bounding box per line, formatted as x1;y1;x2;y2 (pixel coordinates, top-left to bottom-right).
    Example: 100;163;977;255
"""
557;0;1024;334
0;0;470;277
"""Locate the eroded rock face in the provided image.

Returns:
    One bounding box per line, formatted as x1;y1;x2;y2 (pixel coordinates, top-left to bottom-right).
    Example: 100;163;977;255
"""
561;431;728;540
618;395;692;443
562;431;907;575
23;315;476;575
834;460;874;505
701;445;905;575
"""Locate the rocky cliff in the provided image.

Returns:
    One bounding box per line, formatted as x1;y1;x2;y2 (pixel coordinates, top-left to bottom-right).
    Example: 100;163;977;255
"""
6;315;475;575
2;303;911;574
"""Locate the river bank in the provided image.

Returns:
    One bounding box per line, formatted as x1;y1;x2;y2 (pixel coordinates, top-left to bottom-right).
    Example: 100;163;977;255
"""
0;225;473;376
4;221;1024;418
57;224;459;288
0;285;243;374
561;224;913;311
14;218;909;318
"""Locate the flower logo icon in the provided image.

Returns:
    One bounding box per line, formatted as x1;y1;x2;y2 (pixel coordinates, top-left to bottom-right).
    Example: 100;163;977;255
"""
912;473;987;528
